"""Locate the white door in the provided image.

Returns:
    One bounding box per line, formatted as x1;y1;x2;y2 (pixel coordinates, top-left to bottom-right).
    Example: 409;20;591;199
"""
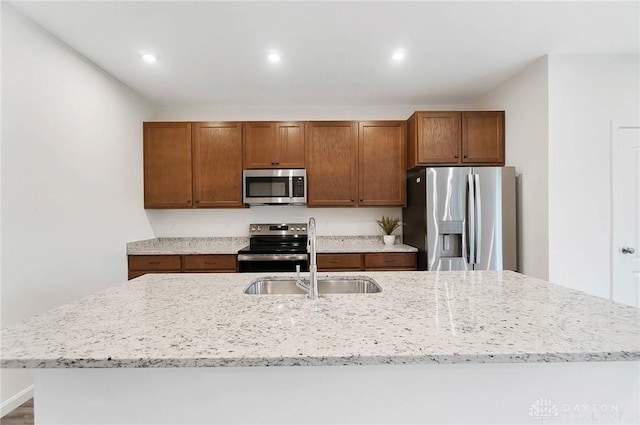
611;124;640;307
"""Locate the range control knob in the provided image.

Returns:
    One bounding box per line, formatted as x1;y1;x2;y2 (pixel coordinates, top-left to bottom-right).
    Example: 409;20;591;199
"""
250;227;256;232
257;226;262;232
302;227;306;231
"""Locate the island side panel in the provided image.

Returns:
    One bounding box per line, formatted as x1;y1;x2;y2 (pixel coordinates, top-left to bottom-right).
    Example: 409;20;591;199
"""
35;362;639;424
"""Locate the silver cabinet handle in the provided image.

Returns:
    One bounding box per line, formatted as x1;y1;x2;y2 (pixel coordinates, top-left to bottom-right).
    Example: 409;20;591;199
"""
621;247;636;254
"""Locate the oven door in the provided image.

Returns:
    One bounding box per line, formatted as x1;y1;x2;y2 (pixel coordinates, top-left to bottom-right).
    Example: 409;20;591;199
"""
237;253;309;273
243;169;306;205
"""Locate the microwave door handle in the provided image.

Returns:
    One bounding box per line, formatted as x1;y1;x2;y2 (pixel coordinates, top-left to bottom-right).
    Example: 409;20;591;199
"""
466;174;475;265
289;176;294;202
474;173;481;265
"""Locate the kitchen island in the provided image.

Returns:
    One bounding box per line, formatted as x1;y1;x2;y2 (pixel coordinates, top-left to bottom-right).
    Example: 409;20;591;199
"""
2;271;639;424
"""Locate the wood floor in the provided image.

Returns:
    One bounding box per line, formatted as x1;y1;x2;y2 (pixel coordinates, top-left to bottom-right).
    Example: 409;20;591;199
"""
0;399;33;425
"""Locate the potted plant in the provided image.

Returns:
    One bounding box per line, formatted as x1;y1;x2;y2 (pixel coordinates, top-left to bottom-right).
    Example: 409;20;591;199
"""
376;216;400;245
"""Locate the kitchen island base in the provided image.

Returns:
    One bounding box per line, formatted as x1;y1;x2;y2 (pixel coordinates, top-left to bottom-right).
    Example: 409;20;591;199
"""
35;361;639;424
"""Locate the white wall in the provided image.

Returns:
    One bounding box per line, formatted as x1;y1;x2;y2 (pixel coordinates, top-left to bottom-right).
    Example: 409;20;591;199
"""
151;104;470;238
473;57;549;279
154;104;472;122
0;4;155;412
548;54;640;298
148;207;403;237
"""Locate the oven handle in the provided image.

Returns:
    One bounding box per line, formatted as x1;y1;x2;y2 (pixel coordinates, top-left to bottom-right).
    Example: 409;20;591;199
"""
237;254;309;262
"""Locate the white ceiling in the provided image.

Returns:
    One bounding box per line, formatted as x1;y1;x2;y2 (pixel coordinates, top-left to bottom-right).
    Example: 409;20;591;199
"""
8;1;640;107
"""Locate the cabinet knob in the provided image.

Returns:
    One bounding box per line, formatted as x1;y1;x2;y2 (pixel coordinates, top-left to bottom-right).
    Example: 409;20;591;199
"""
464;154;468;158
454;155;459;159
196;200;200;203
351;198;355;202
360;198;363;202
271;161;275;165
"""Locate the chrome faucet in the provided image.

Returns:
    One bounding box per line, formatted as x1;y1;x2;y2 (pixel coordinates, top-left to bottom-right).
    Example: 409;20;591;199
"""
295;217;319;300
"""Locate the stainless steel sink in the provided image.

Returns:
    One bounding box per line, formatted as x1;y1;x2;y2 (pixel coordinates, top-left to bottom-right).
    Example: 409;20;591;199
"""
244;276;382;295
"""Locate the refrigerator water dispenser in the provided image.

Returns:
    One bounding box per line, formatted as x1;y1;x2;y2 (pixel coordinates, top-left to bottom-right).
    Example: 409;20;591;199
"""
439;221;463;258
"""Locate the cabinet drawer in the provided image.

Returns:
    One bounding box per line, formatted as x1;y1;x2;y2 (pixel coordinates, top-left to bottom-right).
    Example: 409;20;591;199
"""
128;255;181;271
183;255;237;272
317;254;362;271
364;253;417;270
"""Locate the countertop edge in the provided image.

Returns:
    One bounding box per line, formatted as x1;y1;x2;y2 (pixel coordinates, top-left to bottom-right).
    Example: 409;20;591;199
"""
4;351;639;369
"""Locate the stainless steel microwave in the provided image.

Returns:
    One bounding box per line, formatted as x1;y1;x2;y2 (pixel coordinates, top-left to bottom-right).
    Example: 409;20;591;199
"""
243;169;307;205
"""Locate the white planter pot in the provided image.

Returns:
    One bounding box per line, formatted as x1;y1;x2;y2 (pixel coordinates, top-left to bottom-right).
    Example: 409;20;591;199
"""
383;235;396;246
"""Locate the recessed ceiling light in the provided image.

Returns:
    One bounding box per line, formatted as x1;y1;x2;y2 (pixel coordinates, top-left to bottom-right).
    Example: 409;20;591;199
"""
392;50;406;62
268;52;281;63
142;53;157;63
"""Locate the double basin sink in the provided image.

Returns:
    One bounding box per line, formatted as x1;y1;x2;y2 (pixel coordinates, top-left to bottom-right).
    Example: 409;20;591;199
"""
244;275;382;295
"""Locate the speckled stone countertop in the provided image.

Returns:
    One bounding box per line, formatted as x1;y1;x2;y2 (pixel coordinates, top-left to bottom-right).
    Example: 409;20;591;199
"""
315;236;417;253
127;237;250;255
126;236;417;255
2;271;638;368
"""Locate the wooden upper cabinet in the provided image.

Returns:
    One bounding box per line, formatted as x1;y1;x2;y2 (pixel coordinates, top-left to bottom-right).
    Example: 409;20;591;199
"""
462;111;504;164
407;112;460;168
407;111;504;168
306;121;358;206
144;122;193;208
192;122;243;208
359;121;406;206
244;122;305;169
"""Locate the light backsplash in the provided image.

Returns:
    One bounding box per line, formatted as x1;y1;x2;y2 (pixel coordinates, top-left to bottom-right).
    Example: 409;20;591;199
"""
146;207;403;238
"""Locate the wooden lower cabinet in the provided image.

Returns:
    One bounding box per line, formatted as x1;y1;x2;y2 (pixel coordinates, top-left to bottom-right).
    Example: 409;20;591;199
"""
317;252;417;272
128;254;237;279
317;253;362;271
182;255;237;273
128;252;415;279
364;253;417;270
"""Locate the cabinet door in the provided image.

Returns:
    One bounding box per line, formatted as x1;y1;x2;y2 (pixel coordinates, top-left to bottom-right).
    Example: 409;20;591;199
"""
317;253;362;271
415;112;461;165
364;253;417;270
182;255;237;272
276;122;305;168
462;111;504;164
192;122;243;208
144;122;193;208
244;122;304;169
128;255;182;280
306;122;358;206
244;122;277;169
128;255;182;271
359;121;406;206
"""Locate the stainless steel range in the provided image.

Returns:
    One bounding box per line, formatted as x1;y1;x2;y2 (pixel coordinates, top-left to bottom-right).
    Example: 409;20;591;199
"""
237;223;309;272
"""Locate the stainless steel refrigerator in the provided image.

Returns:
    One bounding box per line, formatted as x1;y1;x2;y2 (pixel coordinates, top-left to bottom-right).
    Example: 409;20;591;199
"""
402;167;517;271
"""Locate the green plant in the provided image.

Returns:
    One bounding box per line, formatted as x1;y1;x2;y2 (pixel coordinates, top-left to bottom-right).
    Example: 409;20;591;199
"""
376;216;400;235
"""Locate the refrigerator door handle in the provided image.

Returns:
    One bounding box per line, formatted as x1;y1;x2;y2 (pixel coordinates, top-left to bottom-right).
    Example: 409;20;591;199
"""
474;173;481;265
467;174;475;265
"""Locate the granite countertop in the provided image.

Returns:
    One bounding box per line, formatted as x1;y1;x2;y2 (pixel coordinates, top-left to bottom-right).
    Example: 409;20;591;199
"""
2;271;638;368
126;237;250;255
127;236;418;255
